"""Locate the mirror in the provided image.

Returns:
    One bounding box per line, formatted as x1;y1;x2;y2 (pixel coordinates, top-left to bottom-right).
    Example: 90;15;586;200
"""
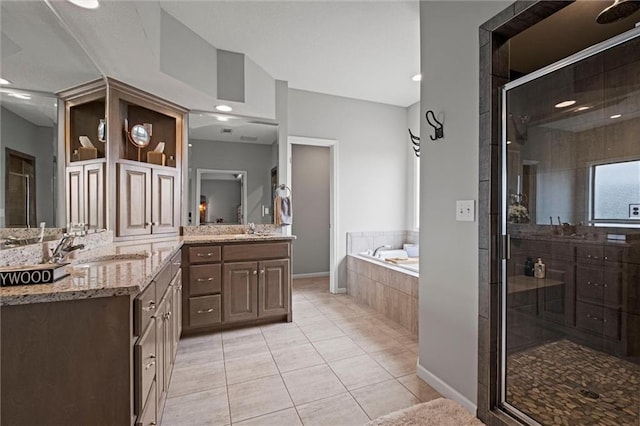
188;112;278;225
128;124;151;148
0;1;103;243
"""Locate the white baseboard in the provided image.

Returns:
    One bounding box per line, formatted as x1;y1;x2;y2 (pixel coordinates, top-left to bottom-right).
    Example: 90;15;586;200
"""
293;272;330;279
416;360;477;414
333;287;347;294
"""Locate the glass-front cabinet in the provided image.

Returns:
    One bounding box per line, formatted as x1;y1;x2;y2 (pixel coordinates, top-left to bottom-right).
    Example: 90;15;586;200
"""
500;33;640;425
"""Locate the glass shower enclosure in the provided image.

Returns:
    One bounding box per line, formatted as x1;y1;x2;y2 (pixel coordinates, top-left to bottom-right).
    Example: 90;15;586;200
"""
500;30;640;425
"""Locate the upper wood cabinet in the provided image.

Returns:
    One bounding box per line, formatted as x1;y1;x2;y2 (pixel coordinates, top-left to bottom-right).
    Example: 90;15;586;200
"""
59;78;186;239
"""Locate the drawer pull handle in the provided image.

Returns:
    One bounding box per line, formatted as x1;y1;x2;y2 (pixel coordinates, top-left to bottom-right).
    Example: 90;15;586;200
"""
150;422;157;426
586;314;606;323
604;256;608;260
164;311;172;320
196;253;214;257
144;360;156;370
173;262;181;266
253;270;257;275
197;308;215;314
177;285;183;290
260;268;265;274
142;301;156;312
196;277;214;282
587;281;600;287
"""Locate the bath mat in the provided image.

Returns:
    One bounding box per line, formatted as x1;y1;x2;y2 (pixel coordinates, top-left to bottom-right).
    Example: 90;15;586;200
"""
365;398;485;426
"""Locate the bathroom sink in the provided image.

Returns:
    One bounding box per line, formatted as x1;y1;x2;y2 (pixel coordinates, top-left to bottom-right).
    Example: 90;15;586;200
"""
72;253;150;268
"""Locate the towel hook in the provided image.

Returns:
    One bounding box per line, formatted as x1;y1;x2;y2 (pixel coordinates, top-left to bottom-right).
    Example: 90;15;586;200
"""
425;110;444;141
408;128;420;158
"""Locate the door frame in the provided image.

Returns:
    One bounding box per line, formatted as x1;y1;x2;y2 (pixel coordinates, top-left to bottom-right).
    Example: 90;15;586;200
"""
286;136;340;294
5;148;37;227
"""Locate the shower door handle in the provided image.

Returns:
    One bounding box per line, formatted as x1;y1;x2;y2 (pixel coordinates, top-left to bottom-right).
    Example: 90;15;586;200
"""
502;234;511;260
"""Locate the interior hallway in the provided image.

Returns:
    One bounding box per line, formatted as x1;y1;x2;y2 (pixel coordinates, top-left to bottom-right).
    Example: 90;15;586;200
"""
161;276;440;425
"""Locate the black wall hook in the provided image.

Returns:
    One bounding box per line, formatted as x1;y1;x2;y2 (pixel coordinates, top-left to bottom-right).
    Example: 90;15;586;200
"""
408;128;420;158
425;110;444;141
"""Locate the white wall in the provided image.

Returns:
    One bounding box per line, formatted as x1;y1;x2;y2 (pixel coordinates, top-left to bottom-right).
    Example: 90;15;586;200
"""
418;0;511;411
288;88;410;289
291;144;330;275
0;107;55;227
407;101;420;230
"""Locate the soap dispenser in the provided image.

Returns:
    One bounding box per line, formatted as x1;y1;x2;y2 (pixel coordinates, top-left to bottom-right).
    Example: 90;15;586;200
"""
534;258;546;279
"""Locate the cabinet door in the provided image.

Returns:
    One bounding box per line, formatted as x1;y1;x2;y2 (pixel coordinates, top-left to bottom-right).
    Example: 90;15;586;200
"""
151;168;179;234
155;291;170;410
223;262;258;322
66;165;84;225
118;163;151;237
171;271;182;360
84;162;104;230
258;259;291;317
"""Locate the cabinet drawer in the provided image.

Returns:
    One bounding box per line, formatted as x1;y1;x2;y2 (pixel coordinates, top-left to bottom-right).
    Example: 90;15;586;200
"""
136;380;157;426
576;266;604;302
189;264;221;296
135;282;157;336
189;295;222;327
576;301;620;340
189;246;221;263
134;320;156;415
223;242;290;261
155;263;172;301
577;245;604;262
170;251;181;278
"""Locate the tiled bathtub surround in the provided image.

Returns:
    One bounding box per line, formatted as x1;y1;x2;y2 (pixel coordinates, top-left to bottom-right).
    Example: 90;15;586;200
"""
346;255;419;336
346;231;419;255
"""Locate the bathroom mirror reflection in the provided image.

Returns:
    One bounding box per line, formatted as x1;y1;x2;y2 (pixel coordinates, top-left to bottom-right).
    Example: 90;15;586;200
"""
0;0;104;244
1;90;58;229
188;112;278;225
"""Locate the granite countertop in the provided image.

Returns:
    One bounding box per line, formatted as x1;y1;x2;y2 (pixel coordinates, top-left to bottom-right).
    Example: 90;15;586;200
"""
0;233;295;306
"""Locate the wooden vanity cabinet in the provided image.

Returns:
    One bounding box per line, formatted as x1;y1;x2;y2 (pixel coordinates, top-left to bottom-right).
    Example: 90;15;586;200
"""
0;250;182;426
182;240;292;333
66;161;105;230
117;163;179;237
60;77;186;240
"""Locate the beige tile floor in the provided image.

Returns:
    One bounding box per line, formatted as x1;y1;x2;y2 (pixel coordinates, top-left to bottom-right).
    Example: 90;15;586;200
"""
161;276;440;426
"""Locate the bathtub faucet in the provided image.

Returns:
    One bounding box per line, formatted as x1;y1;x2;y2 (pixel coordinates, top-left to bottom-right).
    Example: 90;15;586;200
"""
372;244;391;257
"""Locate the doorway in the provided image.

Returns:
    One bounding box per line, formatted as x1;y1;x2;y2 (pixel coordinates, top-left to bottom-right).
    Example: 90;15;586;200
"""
286;136;339;293
5;148;36;227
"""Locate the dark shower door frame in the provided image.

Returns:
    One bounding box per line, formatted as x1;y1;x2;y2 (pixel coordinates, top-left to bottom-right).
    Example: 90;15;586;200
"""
498;26;640;426
5;148;37;228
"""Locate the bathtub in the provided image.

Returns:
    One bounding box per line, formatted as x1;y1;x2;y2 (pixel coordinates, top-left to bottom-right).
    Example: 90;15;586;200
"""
356;249;419;276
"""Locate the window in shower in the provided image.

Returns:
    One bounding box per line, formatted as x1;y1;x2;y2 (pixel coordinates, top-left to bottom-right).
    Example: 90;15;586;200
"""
500;31;640;426
591;159;640;223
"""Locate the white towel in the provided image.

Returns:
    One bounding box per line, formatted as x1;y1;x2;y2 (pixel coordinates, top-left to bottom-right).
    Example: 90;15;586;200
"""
274;196;292;225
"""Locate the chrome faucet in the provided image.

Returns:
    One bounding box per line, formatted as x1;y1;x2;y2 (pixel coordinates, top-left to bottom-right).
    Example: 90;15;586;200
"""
372;244;391;257
50;235;85;264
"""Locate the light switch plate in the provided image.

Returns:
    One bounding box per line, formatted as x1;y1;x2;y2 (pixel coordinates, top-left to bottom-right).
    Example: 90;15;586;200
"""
630;203;640;219
456;200;475;222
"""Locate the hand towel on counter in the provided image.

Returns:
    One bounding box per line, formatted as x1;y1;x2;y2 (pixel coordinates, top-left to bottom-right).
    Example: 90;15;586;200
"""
274;195;292;225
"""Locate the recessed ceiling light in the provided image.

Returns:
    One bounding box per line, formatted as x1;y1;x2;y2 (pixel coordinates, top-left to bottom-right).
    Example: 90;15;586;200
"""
575;106;591;112
215;105;232;112
411;73;422;82
610;114;622;119
506;140;512;145
188;143;193;147
217;116;229;122
0;78;11;85
9;93;31;100
555;100;576;108
67;0;100;9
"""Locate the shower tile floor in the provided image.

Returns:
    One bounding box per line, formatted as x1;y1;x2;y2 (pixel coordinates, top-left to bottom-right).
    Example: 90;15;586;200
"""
161;277;440;425
506;339;640;426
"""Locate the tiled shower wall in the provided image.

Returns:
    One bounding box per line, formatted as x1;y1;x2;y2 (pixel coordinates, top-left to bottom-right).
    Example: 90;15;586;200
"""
346;230;419;255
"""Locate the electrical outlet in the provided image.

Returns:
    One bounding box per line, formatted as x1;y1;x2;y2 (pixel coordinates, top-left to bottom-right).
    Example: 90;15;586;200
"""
456;200;475;222
630;204;640;219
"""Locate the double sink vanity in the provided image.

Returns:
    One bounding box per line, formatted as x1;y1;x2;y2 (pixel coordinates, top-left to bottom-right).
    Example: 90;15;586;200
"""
0;232;294;425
